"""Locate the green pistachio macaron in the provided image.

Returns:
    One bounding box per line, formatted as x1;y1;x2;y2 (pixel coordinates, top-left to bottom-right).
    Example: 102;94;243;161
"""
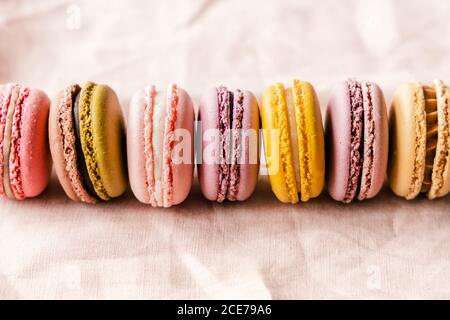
49;81;128;203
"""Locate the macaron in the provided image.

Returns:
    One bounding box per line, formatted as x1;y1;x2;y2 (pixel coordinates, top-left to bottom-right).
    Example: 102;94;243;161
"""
128;84;194;207
0;83;51;200
261;80;325;203
198;86;259;202
49;82;127;204
325;79;388;203
388;80;450;200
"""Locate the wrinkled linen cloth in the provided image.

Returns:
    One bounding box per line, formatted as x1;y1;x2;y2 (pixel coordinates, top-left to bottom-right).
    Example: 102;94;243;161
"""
0;0;449;299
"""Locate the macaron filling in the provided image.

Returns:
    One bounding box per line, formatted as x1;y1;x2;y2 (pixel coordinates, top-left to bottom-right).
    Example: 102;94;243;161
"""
142;84;178;207
227;89;244;201
406;83;427;199
344;79;364;203
71;87;98;203
358;82;375;200
429;81;450;198
0;84;15;196
162;84;178;207
56;82;111;203
273;83;298;203
216;86;231;203
143;85;157;207
2;85;20;199
286;89;301;193
151;89;167;206
292;80;312;201
421;85;438;193
214;87;251;202
56;85;97;204
8;86;29;200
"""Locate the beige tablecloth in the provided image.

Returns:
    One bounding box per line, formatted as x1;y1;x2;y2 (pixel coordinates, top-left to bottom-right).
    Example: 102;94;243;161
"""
0;0;449;299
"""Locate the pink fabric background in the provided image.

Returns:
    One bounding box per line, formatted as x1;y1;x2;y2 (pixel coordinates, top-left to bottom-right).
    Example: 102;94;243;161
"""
0;0;449;299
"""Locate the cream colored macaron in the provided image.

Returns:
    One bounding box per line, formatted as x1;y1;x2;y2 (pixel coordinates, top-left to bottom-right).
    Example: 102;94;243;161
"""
388;80;450;200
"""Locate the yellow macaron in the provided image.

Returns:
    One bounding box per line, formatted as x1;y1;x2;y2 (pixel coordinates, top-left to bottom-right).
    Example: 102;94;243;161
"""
261;80;325;203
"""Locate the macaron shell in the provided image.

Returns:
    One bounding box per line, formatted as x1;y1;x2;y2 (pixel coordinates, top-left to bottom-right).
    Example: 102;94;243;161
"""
90;84;128;198
0;84;5;196
429;80;450;199
294;81;325;200
359;82;389;199
198;87;220;201
2;85;20;199
261;85;298;203
19;88;51;198
79;83;109;199
49;89;80;202
8;87;28;199
325;81;352;202
235;90;259;201
127;88;150;204
171;88;194;205
388;82;426;199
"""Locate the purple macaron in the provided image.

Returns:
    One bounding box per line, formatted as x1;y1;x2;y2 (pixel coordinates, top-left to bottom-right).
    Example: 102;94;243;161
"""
325;79;389;203
198;86;260;202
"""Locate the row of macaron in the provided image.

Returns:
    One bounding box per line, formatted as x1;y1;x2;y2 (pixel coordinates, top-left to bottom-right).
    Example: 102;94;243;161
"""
0;79;448;206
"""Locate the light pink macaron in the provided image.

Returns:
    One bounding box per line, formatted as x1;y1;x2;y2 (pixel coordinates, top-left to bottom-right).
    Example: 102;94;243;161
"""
198;86;260;202
127;84;194;207
0;83;51;200
325;79;388;203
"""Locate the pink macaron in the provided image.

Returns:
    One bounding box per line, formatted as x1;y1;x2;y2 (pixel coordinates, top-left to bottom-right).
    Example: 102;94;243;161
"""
325;79;388;203
128;84;195;207
198;86;260;202
0;83;51;200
